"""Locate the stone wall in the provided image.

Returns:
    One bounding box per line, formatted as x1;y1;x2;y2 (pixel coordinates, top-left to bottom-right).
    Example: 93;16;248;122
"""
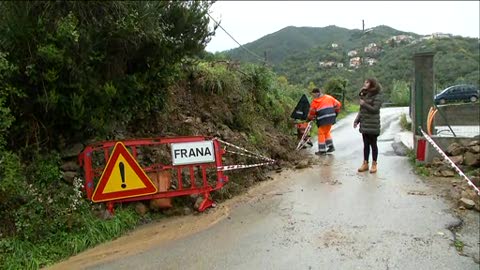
423;136;479;163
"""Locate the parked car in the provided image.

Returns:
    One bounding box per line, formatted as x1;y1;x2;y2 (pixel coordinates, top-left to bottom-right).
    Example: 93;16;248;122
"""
434;84;479;105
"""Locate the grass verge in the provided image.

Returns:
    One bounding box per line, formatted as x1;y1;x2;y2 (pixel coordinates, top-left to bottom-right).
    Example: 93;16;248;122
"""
0;206;139;270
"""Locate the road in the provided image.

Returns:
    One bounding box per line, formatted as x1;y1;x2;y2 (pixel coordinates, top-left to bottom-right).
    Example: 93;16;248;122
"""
49;107;479;270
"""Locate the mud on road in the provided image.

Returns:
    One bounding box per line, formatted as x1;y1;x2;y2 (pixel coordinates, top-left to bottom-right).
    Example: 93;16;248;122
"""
45;168;304;270
47;108;479;270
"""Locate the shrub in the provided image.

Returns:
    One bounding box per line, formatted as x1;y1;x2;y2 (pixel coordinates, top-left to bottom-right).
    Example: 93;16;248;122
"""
391;79;410;106
0;1;215;148
400;113;412;131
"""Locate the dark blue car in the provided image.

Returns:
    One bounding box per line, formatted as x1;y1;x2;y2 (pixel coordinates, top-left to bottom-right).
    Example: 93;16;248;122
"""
434;84;479;105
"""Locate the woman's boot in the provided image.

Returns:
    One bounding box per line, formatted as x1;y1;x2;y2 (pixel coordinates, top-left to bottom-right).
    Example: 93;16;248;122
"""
357;161;369;172
370;161;377;173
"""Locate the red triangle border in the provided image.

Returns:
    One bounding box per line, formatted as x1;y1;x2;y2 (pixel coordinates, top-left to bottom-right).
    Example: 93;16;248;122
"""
92;142;158;202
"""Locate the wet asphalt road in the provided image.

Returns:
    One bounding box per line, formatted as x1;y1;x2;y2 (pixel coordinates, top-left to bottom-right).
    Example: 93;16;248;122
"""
78;108;478;270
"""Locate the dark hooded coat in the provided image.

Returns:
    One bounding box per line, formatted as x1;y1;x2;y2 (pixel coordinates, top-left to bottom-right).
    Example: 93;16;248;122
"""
354;85;382;135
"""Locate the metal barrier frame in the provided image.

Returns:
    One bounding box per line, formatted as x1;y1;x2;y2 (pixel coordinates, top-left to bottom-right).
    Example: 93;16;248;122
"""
78;136;229;213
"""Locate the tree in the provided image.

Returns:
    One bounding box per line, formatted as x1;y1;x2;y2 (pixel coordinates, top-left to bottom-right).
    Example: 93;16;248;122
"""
324;77;348;104
0;52;17;148
0;1;215;148
277;76;289;86
390;80;410;106
389;38;396;48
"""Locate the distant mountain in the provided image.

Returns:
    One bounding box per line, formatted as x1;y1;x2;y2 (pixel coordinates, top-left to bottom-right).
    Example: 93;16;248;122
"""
222;25;479;101
225;25;419;65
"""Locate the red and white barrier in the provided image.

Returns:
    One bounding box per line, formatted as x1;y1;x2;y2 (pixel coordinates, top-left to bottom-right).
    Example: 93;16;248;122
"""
296;121;313;150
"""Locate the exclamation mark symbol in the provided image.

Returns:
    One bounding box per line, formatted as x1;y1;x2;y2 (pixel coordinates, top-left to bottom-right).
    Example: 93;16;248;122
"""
119;162;126;189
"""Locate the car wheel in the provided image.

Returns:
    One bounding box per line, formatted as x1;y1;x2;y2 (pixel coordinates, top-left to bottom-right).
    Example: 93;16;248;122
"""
470;96;478;103
439;99;446;104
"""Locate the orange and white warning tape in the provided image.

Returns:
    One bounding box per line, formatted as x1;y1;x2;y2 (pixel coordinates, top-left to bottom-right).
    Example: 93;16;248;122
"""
225;150;270;161
215;137;275;162
217;161;275;172
214;138;276;172
420;129;480;196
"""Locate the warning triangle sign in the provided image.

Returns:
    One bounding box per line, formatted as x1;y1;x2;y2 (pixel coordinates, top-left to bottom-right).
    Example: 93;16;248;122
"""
92;142;158;202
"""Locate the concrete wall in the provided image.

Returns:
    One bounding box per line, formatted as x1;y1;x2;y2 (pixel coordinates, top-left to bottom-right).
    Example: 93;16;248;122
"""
434;103;480;126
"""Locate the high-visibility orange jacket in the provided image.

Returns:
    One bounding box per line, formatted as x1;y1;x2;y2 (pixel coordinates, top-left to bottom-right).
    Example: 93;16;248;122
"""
308;94;341;126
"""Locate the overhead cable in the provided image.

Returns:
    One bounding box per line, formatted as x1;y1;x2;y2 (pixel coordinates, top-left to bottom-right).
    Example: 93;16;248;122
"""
207;13;266;63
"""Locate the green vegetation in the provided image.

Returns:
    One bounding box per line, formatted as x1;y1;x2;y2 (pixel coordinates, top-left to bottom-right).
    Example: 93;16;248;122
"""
0;1;214;147
339;103;360;118
5;3;474;268
0;149;141;269
415;164;432;177
399;113;412;131
225;25;479;103
454;239;464;252
390;80;410;106
186;60;306;134
406;149;431;177
0;1;211;268
0;2;318;268
323;76;348;104
226;25;418;66
1;206;138;269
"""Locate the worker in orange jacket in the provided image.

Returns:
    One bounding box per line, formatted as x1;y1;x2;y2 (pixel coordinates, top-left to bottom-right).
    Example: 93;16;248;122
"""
308;88;342;155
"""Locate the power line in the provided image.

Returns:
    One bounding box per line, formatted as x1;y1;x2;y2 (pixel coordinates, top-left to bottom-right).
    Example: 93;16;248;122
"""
207;13;266;63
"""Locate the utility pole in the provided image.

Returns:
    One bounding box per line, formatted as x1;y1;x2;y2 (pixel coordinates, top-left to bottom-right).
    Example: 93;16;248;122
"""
362;20;370;81
362;20;365;81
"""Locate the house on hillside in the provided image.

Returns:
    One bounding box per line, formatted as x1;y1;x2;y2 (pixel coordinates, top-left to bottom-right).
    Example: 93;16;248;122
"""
388;35;414;44
365;57;377;66
331;43;338;48
319;61;336;68
349;57;361;68
364;43;380;53
337;63;344;68
432;32;452;39
325;61;335;68
347;50;357;57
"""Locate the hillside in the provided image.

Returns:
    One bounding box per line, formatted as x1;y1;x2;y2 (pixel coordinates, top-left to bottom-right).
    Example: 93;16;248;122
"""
224;25;479;102
225;25;419;65
276;34;479;99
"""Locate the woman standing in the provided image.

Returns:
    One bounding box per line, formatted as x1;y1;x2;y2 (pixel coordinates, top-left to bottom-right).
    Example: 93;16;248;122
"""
354;78;382;173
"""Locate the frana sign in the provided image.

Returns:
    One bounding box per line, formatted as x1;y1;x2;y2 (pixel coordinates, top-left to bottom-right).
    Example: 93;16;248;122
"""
171;141;215;166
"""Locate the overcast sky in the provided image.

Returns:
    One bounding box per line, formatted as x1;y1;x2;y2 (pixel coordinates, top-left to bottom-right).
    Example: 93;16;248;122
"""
205;1;480;53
